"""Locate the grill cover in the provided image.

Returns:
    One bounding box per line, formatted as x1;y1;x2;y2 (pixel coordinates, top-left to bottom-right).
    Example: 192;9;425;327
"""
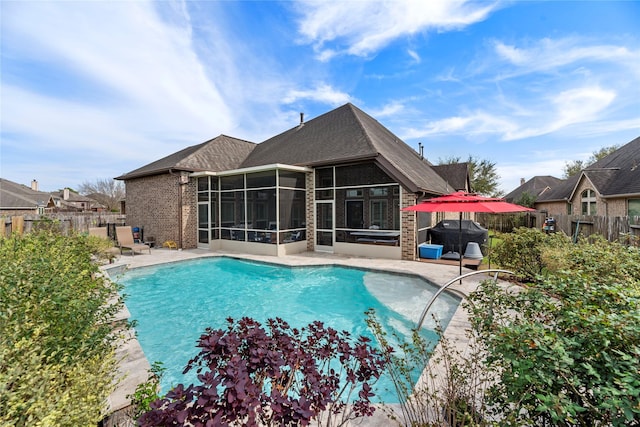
427;220;488;254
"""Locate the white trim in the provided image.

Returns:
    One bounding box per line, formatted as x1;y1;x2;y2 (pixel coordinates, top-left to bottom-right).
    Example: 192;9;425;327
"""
189;163;312;178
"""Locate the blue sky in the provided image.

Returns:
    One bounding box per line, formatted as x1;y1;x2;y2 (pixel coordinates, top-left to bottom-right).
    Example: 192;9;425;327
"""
2;1;639;194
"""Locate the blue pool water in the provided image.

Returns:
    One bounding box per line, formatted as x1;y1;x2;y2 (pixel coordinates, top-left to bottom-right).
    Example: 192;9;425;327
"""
118;257;460;403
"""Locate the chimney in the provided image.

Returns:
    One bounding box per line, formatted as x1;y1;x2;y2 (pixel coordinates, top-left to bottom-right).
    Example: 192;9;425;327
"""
520;178;525;186
63;188;70;200
31;179;38;191
299;112;304;125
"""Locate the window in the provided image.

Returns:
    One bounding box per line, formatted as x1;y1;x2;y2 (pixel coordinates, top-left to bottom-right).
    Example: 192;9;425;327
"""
279;170;306;189
346;200;364;229
369;187;388;197
581;189;597;215
629;199;640;217
246;171;275;188
370;200;387;229
279;189;305;230
315;167;333;188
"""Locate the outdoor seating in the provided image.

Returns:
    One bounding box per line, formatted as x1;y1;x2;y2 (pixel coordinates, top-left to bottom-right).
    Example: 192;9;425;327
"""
88;227;121;262
88;227;109;239
115;226;151;256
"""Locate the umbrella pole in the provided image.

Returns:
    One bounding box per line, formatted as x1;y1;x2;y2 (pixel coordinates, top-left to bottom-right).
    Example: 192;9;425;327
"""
458;212;463;277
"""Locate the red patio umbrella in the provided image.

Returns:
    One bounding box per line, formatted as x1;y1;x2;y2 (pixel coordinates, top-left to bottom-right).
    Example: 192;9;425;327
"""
402;191;535;275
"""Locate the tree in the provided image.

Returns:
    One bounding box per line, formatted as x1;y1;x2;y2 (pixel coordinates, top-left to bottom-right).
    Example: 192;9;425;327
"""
513;191;536;208
78;178;125;212
438;155;503;197
562;145;620;178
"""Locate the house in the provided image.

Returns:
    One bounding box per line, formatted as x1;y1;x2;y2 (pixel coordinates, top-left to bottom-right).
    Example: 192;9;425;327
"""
0;179;56;215
534;136;640;218
50;188;104;212
116;103;468;260
504;176;564;205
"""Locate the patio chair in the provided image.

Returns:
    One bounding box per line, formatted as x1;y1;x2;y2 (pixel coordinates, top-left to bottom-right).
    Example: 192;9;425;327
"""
115;226;151;256
88;227;109;239
88;227;120;261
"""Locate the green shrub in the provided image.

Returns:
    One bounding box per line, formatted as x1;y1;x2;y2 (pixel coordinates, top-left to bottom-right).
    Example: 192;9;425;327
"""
491;227;572;282
467;236;640;425
0;230;127;426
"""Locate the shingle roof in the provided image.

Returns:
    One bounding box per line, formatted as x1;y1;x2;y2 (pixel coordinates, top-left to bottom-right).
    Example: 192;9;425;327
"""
585;135;640;196
241;103;453;194
505;175;564;202
431;163;470;191
0;178;54;209
536;135;640;202
116;135;256;180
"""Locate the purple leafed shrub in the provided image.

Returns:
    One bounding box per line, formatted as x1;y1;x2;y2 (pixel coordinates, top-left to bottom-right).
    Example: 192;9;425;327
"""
138;317;387;426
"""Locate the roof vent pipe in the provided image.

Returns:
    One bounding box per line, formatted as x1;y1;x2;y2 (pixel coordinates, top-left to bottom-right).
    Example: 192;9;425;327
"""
300;112;304;125
418;142;424;159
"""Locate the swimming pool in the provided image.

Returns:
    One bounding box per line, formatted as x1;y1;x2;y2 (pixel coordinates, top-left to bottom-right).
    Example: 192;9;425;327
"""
118;256;460;402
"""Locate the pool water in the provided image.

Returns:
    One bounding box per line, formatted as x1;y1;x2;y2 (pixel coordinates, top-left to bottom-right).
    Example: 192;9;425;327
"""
118;257;460;403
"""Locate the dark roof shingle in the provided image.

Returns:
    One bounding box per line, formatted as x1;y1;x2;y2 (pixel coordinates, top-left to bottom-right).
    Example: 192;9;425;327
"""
241;103;452;194
116;135;256;180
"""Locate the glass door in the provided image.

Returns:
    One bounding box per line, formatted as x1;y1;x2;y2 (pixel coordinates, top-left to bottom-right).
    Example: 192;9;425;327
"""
315;201;334;252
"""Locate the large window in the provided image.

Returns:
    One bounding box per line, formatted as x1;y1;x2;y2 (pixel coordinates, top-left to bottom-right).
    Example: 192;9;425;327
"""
197;168;307;245
581;189;597;215
319;163;401;246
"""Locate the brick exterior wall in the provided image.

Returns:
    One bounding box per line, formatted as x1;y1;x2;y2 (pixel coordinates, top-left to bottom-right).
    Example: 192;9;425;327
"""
400;189;418;261
125;174;197;249
181;179;198;249
536;176;627;218
305;172;315;251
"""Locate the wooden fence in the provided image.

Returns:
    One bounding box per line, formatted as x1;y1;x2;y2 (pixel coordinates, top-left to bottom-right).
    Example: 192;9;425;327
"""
476;212;640;245
1;213;126;238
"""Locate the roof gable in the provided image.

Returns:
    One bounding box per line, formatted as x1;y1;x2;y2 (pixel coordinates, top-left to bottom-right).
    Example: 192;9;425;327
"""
431;163;470;192
536;136;640;202
116;135;256;180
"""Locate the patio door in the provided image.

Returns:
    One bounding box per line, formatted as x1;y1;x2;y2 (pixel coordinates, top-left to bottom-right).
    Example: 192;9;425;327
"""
315;201;334;252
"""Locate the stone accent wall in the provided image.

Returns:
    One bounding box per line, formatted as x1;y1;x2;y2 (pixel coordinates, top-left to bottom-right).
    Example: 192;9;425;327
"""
400;189;418;261
125;174;182;247
305;172;315;251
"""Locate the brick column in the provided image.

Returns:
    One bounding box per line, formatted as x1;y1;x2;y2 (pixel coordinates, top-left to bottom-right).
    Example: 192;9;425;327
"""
306;172;315;251
401;189;418;261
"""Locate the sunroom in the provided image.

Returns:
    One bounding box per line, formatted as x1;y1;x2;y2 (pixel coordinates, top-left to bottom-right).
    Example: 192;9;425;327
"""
192;161;404;259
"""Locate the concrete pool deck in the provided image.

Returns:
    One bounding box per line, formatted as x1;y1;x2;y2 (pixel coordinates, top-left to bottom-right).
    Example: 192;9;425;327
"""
103;247;496;426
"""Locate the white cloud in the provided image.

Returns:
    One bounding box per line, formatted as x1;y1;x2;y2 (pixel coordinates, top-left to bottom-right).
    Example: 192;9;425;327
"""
282;83;352;106
294;0;500;59
490;37;640;78
402;111;518;140
370;101;406;118
407;49;421;63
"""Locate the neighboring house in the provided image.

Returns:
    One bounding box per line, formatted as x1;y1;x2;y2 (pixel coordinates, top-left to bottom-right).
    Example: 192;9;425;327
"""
0;179;56;215
504;176;564;204
535;136;640;220
116;103;468;260
50;188;104;212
